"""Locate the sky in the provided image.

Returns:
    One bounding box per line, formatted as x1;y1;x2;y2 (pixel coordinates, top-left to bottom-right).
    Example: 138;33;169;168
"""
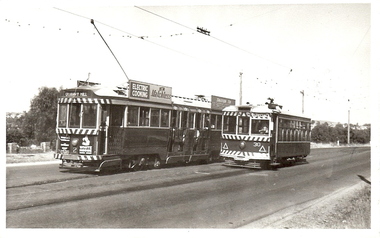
1;0;376;125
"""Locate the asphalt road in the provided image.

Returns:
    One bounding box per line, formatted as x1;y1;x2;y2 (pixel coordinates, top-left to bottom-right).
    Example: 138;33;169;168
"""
6;147;370;228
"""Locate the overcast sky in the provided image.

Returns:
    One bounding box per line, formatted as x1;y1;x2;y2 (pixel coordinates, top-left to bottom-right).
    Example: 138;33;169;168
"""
1;0;376;125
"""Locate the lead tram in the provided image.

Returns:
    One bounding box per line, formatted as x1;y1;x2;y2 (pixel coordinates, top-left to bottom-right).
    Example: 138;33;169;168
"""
220;100;311;169
54;80;235;172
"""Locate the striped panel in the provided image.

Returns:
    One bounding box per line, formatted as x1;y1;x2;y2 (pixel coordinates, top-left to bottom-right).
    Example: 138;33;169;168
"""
220;150;269;160
56;128;98;135
222;134;270;142
54;153;63;159
223;111;237;116
55;154;102;161
223;111;270;119
78;155;102;161
58;98;111;104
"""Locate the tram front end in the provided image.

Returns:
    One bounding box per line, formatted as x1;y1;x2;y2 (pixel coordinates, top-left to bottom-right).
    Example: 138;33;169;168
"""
220;105;278;170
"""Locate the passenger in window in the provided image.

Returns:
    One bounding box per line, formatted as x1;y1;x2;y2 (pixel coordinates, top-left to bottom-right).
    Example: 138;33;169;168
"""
259;126;268;134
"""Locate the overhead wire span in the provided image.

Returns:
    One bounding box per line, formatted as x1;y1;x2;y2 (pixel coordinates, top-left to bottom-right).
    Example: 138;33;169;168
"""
134;5;293;71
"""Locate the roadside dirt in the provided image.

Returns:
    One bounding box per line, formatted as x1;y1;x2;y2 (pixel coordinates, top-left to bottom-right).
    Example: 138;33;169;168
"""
241;181;371;229
6;151;56;164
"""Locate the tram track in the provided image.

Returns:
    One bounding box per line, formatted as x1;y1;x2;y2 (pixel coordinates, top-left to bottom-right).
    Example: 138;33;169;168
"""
7;164;253;212
6;174;94;189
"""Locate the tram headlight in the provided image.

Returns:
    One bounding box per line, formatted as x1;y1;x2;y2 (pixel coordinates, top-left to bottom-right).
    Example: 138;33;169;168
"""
239;141;246;150
72;138;79;146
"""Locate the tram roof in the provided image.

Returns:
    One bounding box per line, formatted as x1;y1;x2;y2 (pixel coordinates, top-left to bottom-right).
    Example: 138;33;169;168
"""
223;104;311;120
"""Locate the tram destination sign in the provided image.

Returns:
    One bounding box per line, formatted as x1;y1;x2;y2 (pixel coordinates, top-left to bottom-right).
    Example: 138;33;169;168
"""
129;80;172;104
211;95;236;110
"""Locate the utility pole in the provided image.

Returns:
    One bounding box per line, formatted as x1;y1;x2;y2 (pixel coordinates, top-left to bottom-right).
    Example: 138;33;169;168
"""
239;72;243;105
300;90;304;114
348;99;350;144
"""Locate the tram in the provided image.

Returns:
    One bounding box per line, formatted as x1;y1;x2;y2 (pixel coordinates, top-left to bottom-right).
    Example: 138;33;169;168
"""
54;79;235;172
220;99;311;169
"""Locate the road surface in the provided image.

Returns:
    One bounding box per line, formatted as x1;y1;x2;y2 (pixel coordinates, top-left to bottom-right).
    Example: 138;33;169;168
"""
6;147;370;228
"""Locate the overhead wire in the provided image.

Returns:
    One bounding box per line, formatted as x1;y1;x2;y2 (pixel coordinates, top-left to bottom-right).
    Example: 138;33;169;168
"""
134;5;293;71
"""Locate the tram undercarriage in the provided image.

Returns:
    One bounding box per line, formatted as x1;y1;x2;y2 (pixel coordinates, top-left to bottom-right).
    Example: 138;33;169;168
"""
222;156;308;170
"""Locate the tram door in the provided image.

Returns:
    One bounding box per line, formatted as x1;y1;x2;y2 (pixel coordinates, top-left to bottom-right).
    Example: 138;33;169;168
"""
99;105;108;155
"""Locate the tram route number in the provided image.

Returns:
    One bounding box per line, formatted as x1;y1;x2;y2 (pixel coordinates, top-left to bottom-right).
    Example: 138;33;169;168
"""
253;142;261;147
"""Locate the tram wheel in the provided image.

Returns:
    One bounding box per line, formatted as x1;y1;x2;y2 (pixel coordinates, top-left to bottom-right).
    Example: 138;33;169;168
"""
129;159;143;171
153;158;161;169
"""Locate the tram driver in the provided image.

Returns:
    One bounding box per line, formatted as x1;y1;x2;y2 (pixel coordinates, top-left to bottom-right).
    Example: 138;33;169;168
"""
259;121;269;134
259;126;268;134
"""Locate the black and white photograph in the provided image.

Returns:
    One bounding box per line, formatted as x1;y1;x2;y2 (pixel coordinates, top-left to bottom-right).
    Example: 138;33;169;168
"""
2;0;378;237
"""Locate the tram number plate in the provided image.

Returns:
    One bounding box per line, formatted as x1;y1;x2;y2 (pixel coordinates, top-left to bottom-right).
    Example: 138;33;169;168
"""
253;142;261;147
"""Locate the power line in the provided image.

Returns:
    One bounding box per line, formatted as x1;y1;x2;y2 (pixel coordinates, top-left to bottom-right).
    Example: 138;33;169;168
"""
51;7;201;62
134;6;195;32
53;7;139;38
134;6;292;71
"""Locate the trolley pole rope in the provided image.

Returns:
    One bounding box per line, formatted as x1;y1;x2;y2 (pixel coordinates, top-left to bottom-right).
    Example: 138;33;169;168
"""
90;19;130;80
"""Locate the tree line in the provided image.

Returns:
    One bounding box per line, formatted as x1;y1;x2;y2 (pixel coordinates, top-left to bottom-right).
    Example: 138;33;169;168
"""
311;121;371;144
6;87;371;148
6;87;59;147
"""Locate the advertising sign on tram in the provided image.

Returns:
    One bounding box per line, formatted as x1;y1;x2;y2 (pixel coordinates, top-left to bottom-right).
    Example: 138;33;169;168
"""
129;80;172;104
211;95;236;110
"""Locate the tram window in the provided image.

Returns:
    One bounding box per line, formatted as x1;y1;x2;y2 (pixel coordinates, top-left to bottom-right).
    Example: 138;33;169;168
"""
127;106;138;126
69;104;81;128
223;116;236;134
181;111;188;128
238;117;249;134
251;120;269;135
58;104;67;127
205;114;210;129
171;111;179;128
82;104;97;128
216;115;222;129
140;107;150;126
110;105;125;127
151;109;160;127
195;113;201;129
210;114;216;129
189;113;195;129
161;109;170;127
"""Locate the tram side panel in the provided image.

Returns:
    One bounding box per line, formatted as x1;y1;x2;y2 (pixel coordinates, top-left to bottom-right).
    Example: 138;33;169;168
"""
274;114;311;164
208;129;222;160
276;142;310;158
107;127;170;164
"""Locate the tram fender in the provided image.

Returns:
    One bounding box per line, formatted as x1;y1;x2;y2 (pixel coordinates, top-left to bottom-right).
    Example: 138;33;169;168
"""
95;157;122;172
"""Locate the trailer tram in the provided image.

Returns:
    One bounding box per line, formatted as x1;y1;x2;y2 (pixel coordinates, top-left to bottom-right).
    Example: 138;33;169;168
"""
220;100;311;169
54;80;235;172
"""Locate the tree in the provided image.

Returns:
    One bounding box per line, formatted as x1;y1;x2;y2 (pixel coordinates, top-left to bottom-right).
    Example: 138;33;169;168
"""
21;87;59;144
311;122;330;143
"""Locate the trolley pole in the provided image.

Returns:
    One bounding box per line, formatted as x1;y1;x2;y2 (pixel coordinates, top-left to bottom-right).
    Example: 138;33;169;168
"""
91;19;130;80
300;90;304;114
239;72;243;105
